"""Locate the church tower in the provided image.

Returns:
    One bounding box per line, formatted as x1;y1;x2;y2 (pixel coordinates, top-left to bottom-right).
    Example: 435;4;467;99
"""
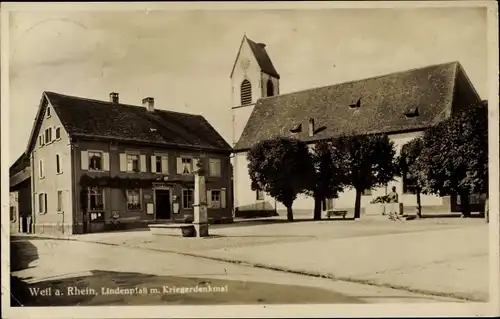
230;35;280;147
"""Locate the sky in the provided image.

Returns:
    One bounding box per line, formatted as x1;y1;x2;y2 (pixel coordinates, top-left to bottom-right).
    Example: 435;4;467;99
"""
7;6;488;165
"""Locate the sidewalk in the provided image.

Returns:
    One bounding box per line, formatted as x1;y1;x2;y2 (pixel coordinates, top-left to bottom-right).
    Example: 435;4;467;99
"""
14;218;489;302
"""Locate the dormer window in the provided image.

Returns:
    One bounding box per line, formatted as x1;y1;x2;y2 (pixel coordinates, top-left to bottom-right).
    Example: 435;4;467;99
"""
404;106;419;118
349;98;361;109
290;123;302;133
241;79;252;105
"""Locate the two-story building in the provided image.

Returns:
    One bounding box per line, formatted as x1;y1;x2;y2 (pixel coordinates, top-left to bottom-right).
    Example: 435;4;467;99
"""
25;91;233;235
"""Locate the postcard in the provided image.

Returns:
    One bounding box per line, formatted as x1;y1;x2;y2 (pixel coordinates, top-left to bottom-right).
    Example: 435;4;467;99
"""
1;1;498;318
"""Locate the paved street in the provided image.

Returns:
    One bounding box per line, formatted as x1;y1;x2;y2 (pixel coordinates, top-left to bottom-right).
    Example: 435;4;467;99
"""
10;236;462;306
10;216;489;305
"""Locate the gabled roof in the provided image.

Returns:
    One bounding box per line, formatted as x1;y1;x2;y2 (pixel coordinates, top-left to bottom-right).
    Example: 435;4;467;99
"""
230;35;280;79
235;61;481;151
10;152;31;190
27;92;232;154
10;152;30;177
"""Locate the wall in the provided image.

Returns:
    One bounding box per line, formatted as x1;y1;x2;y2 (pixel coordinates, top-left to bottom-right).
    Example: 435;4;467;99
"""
31;100;74;235
234;131;448;216
9;192;20;233
73;138;233;231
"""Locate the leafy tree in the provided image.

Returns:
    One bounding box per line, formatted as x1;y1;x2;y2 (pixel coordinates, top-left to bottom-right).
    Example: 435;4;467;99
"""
399;137;425;218
247;137;314;221
307;141;348;220
418;102;488;217
331;134;398;219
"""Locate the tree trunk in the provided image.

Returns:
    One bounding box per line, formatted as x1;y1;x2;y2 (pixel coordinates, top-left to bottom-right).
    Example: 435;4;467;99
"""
416;190;422;218
459;191;471;218
354;189;362;219
313;195;323;220
286;205;294;222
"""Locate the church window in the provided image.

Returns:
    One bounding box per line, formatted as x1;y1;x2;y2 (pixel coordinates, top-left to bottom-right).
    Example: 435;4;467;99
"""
240;80;252;105
266;79;274;97
256;189;264;200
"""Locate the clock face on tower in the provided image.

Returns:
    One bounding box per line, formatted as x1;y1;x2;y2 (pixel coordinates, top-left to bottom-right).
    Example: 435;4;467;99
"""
240;58;250;70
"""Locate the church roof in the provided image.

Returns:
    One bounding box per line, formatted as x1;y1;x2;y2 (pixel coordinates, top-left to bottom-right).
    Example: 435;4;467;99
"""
27;92;232;154
230;35;280;79
246;37;280;79
235;61;481;151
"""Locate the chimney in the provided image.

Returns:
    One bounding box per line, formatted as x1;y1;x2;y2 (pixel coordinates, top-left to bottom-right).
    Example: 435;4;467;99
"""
109;92;119;103
308;118;315;137
142;97;155;112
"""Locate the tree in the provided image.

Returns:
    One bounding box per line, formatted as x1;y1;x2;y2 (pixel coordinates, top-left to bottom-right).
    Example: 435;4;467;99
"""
418;102;488;217
331;134;398;219
399;137;425;218
308;141;347;220
247;137;314;221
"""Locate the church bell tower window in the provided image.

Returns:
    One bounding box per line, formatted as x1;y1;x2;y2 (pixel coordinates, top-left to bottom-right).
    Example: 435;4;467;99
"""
240;79;252;105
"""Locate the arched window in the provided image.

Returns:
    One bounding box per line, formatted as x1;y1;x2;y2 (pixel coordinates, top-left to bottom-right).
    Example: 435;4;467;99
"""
240;79;252;105
266;79;274;97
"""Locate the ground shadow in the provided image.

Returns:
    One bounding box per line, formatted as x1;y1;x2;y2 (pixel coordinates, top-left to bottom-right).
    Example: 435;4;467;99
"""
10;270;363;306
10;238;39;272
213;217;356;229
10;238;40;306
419;213;484;219
202;234;314;239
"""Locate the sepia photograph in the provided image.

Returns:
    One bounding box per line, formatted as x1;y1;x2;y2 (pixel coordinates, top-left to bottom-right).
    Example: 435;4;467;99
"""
1;1;498;318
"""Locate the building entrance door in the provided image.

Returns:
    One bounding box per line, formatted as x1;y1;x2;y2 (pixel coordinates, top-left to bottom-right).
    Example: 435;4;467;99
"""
155;190;171;220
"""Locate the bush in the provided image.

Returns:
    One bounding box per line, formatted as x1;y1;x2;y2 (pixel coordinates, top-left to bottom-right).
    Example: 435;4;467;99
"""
370;195;391;204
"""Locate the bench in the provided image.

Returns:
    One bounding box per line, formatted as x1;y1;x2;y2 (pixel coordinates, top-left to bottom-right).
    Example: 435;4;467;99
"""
326;210;348;219
148;224;195;237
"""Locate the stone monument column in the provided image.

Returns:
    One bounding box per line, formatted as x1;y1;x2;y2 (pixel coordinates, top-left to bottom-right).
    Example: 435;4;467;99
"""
193;160;209;237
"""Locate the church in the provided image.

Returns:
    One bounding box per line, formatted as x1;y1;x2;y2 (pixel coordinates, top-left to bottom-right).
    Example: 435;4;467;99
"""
229;35;484;218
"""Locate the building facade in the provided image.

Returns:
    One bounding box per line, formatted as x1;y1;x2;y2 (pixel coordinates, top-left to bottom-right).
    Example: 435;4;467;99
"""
23;91;233;235
230;35;484;217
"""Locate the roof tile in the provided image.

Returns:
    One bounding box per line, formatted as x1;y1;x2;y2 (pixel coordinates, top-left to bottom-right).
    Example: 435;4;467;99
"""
235;62;467;151
45;92;232;152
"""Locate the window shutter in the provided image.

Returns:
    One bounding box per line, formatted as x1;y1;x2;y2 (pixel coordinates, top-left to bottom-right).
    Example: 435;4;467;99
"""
221;189;226;209
176;157;183;174
102;152;110;171
56;154;61;173
193;158;198;174
140;155;147;172
81;151;89;170
119;153;127;172
161;156;168;174
44;194;48;213
207;190;212;208
151;156;157;173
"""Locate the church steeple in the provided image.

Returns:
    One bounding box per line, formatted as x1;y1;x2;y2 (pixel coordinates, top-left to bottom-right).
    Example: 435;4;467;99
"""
230;35;280;146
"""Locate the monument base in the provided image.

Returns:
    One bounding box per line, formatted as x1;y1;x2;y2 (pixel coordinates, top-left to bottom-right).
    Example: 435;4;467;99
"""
193;223;209;237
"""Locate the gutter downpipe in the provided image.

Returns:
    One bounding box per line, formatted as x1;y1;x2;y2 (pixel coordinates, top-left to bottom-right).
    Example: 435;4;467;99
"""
30;152;35;233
